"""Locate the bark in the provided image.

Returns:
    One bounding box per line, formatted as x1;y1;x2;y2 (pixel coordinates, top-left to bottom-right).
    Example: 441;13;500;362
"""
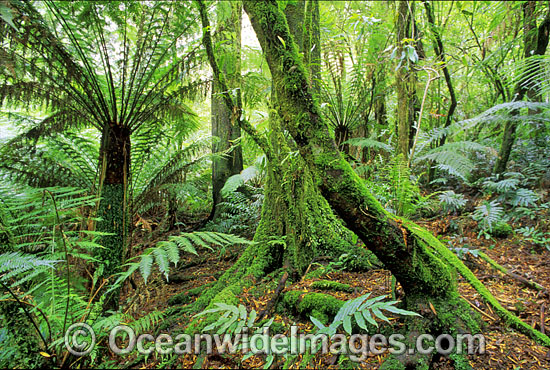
423;0;456;147
211;1;244;219
303;0;321;92
283;1;305;50
187;1;364;333
495;1;550;174
395;0;419;160
96;122;131;309
243;0;550;355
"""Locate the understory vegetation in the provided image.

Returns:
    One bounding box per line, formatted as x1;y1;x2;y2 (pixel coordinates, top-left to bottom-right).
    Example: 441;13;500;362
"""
1;1;550;369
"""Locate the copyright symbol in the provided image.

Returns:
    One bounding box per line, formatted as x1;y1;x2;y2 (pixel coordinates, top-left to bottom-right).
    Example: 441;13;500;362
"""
64;323;96;356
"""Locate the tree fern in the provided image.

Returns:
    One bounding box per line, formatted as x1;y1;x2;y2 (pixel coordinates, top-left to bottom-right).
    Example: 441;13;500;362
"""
415;141;495;181
343;136;393;153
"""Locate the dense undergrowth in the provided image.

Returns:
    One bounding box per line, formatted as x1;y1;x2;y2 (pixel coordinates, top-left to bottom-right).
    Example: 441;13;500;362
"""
2;1;550;369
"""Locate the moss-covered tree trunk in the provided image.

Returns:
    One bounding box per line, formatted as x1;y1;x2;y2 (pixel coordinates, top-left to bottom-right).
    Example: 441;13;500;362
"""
211;1;244;220
495;1;550;174
395;0;419;161
242;1;550;366
190;0;363;327
96;122;131;310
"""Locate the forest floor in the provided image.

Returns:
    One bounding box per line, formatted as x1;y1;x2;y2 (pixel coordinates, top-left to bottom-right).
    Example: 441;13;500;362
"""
118;208;550;369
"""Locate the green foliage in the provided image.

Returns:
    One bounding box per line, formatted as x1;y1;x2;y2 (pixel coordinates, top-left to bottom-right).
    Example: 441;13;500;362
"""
489;221;513;238
194;302;276;369
310;293;420;336
206;183;264;237
344;136;393;153
481;172;540;208
415;141;495;181
472;200;504;236
195;302;262;334
438;191;467;213
517;226;550;251
113;232;252;287
0;185;168;367
0;129;212;225
364;155;436;218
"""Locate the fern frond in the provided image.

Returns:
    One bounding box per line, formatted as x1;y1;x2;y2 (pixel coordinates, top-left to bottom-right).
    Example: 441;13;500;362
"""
124;232;252;284
343;137;393;153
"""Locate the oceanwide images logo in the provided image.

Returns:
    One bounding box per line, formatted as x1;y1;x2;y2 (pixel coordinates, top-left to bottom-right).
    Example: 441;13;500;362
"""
65;323;486;362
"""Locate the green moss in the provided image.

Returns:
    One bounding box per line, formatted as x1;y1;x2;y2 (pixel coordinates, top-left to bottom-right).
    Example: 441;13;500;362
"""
310;279;354;293
269;321;285;334
96;184;127;280
168;283;215;306
281;290;343;324
411;218;550;346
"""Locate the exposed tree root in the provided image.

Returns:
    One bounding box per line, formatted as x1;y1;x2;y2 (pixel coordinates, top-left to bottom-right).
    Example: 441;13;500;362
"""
280;290;344;324
257;266;291;320
410;221;550;347
478;251;547;292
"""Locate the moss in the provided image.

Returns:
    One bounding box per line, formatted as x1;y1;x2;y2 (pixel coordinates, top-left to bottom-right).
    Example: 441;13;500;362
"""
410;219;550;346
310;279;354;293
281;290;343;324
96;183;127;305
269;321;285;334
168;283;215;306
489;221;513;238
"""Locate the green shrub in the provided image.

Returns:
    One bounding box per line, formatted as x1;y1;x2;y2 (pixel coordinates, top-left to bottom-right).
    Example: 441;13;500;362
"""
489;221;513;238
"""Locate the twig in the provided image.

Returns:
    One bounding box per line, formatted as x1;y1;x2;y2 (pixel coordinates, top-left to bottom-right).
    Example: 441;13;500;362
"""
0;280;49;350
460;294;496;322
0;298;52;344
478;251;548;293
257;266;291;321
541;304;546;335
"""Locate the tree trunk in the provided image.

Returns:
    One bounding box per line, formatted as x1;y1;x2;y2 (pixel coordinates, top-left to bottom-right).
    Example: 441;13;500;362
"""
395;0;419;161
495;1;550;174
303;0;321;92
211;1;244;219
188;0;370;331
96;122;131;309
423;0;456;147
242;1;550;363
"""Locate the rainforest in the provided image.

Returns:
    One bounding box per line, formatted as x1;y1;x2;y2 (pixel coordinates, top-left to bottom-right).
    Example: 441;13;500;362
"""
0;1;549;369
